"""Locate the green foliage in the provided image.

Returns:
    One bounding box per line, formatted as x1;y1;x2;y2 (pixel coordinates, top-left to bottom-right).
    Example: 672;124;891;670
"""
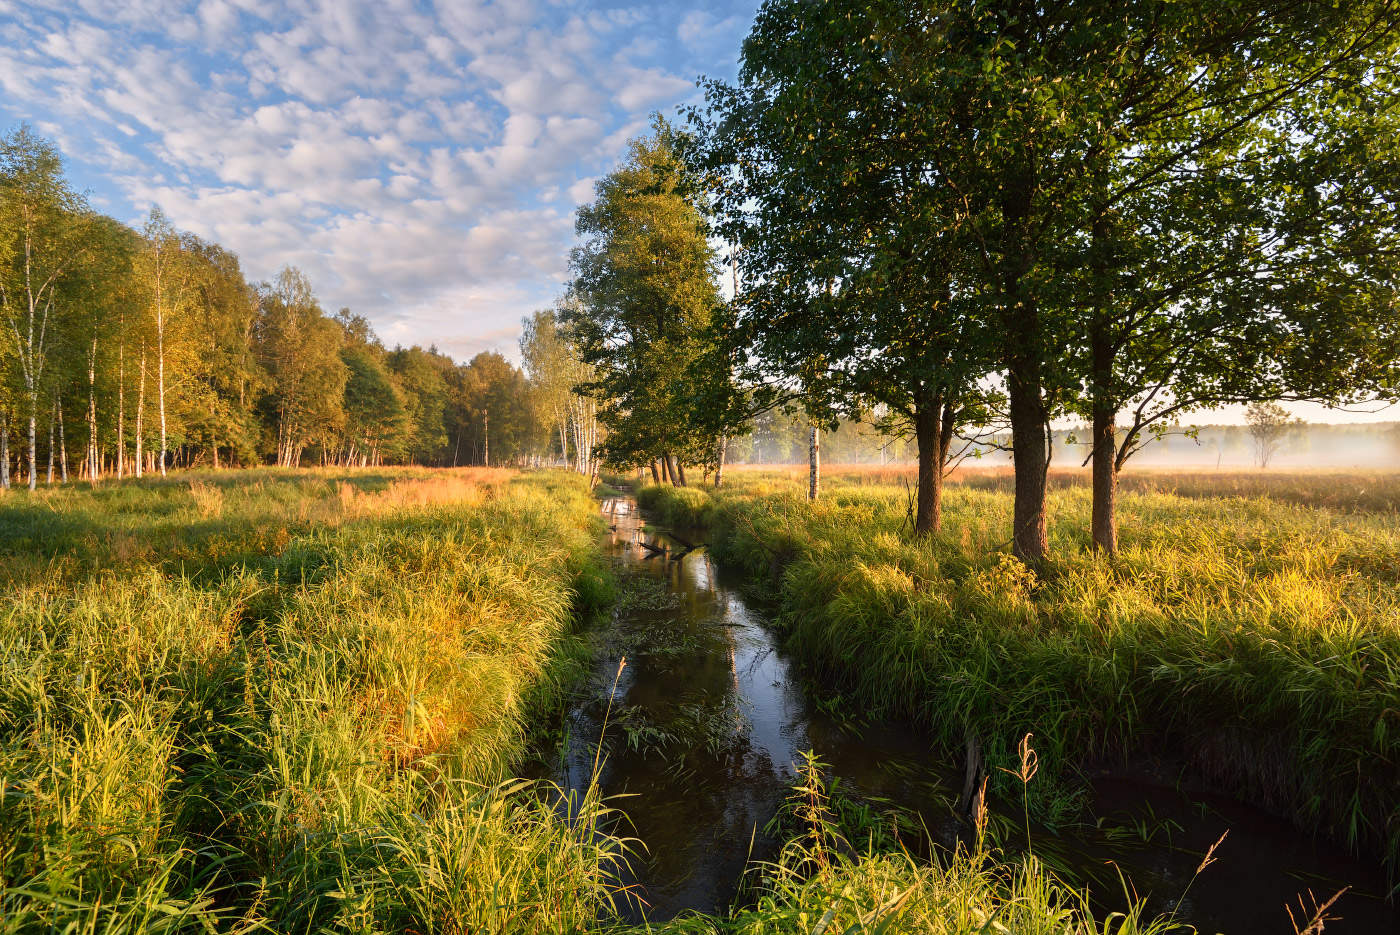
695;0;1400;556
566;119;732;472
0;125;554;480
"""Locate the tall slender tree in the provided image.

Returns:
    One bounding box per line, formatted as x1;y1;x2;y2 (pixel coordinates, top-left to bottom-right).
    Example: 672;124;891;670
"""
566;119;729;482
0;126;98;490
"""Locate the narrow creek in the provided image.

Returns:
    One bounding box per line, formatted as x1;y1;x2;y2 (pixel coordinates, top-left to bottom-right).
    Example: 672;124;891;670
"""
544;492;1396;932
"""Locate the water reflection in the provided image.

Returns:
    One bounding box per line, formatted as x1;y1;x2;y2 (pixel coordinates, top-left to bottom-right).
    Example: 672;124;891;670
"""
547;494;1396;931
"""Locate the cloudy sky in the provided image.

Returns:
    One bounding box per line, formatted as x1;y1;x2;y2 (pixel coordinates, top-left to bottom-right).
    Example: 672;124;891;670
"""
0;0;757;361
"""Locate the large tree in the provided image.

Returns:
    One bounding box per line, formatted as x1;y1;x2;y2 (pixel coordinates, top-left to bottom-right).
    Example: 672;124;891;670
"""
521;303;600;475
255;267;347;467
697;40;999;530
1060;4;1400;552
706;0;1400;558
341;345;407;466
457;351;540;466
566;120;728;485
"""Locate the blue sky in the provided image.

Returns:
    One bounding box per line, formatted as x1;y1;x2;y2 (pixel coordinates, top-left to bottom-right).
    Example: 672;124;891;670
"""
1;0;1393;426
0;0;758;361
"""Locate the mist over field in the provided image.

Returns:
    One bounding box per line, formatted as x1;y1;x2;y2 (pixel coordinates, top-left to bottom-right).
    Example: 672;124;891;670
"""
726;410;1400;469
1074;422;1400;469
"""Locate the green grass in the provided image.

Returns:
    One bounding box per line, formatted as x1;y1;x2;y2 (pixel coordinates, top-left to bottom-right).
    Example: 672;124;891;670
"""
644;754;1184;935
637;470;1400;881
636;483;716;528
0;468;625;933
0;467;1210;932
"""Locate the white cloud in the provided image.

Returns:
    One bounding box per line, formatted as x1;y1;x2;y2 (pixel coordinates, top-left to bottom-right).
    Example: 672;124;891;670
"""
677;10;743;48
0;0;760;357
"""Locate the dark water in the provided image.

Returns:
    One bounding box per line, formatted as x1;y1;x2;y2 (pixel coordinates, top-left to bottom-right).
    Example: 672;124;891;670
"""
544;493;1396;932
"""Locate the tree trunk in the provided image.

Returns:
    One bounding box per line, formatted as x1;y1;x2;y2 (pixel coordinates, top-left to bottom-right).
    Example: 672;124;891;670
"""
714;435;727;489
808;424;820;501
675;460;688;486
46;400;55;485
650;460;661;485
27;401;37;491
913;392;946;535
1090;405;1118;556
1000;172;1048;563
135;344;146;478
116;335;125;479
1008;373;1049;562
1;418;9;490
57;396;68;483
87;338;99;481
156;298;167;476
483;410;490;467
1089;204;1118;554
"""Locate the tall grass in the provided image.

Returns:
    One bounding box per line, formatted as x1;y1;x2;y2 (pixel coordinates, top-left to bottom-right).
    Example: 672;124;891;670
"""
0;466;1310;932
635;472;1400;880
648;753;1184;935
0;468;626;933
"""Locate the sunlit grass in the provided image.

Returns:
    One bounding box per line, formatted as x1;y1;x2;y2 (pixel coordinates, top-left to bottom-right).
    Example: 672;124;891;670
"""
647;753;1184;935
1;466;1319;931
0;468;625;933
717;462;1400;512
637;469;1400;880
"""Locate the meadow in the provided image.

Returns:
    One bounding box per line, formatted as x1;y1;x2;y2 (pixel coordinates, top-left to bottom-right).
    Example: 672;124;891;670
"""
0;467;1193;934
0;468;629;933
634;465;1400;887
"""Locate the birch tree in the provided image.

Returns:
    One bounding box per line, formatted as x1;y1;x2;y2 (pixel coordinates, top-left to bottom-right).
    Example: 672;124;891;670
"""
521;303;599;474
255;267;346;467
0;126;93;489
138;209;195;477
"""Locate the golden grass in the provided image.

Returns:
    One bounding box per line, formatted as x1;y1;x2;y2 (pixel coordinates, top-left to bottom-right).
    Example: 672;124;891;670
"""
639;468;1400;880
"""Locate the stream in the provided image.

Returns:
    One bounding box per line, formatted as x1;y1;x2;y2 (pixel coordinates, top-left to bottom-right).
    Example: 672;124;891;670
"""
543;492;1396;932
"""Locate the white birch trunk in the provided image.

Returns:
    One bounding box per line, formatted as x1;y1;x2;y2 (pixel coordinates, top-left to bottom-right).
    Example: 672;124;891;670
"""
46;399;54;484
135;344;146;478
116;329;125;479
156;301;167;477
87;336;98;480
57;396;67;482
27;403;37;491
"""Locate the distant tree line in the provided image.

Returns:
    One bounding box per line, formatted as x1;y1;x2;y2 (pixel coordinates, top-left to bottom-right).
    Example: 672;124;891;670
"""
564;1;1400;560
0;125;549;488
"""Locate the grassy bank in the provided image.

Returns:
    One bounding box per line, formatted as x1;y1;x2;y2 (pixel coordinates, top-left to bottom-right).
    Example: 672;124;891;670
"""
1;466;1198;933
636;470;1400;880
0;468;624;933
